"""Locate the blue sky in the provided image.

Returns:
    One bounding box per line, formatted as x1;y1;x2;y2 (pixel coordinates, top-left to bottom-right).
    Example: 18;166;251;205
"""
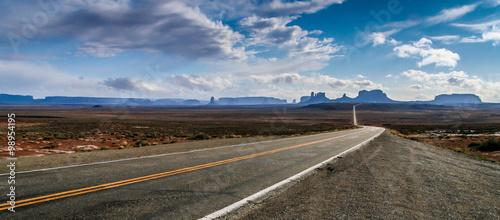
0;0;499;102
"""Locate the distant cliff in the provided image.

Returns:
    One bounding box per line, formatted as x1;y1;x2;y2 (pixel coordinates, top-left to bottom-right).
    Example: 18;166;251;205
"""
0;94;34;103
0;94;203;105
352;90;396;103
217;97;287;105
0;91;488;106
43;96;154;105
430;94;482;105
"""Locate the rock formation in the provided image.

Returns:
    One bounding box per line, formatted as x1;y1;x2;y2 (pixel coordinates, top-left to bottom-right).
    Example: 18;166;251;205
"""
431;94;482;105
207;96;217;105
299;92;331;104
217;97;287;105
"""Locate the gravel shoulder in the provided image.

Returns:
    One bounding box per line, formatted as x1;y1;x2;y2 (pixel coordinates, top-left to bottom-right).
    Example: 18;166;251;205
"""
236;130;500;219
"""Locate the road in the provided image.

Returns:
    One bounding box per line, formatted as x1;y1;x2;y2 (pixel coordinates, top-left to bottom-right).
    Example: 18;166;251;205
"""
0;126;383;219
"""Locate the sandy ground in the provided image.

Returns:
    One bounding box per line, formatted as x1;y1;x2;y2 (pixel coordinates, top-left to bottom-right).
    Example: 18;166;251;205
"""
236;130;500;219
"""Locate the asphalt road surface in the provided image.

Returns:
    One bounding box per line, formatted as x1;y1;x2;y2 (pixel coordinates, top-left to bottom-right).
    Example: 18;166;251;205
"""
0;126;383;219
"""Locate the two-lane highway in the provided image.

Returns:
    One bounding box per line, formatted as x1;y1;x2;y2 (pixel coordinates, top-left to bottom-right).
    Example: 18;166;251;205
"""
0;126;384;219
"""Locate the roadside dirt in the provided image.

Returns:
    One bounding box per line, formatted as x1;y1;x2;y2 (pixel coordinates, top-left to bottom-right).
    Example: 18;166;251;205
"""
409;134;500;162
235;130;500;219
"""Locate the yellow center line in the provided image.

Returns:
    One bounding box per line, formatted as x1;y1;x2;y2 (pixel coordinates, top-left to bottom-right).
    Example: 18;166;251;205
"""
0;129;366;211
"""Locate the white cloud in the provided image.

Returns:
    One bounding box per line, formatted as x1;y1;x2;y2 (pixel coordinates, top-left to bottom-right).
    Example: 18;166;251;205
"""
0;60;114;98
352;18;419;47
393;38;460;68
241;16;305;46
70;0;131;12
78;43;123;58
262;0;344;16
382;18;422;29
251;72;302;84
402;70;469;85
188;0;344;20
240;15;339;60
409;84;427;90
451;19;500;32
483;26;500;44
387;39;400;46
371;33;388;46
460;24;500;46
289;37;340;59
401;70;484;91
433;19;500;46
386;73;400;80
368;29;400;46
43;1;248;60
268;57;279;63
400;69;500;101
484;0;500;7
0;60;176;99
428;35;461;44
1;0;342;74
169;74;234;91
102;77;168;93
250;72;382;90
425;3;480;25
213;52;332;80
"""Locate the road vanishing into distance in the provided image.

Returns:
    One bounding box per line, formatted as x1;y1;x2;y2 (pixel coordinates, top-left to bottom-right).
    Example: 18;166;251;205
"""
0;126;383;219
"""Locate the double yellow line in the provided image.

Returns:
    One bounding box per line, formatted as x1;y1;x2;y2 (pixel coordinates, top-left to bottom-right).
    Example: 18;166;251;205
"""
0;130;362;211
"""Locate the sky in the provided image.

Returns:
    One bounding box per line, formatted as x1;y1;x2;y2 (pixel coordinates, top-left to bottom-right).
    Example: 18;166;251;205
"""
0;0;499;102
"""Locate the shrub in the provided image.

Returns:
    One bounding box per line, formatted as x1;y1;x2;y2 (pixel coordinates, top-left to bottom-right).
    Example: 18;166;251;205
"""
468;142;480;148
409;137;420;142
43;142;59;149
478;138;500;151
189;133;212;140
469;138;500;151
134;140;150;147
55;134;68;139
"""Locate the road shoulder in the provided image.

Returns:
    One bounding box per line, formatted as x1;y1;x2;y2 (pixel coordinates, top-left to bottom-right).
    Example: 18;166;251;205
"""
236;130;500;219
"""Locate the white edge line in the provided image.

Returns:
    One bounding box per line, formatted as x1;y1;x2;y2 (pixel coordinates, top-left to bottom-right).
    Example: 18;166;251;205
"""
0;128;365;176
200;127;385;220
